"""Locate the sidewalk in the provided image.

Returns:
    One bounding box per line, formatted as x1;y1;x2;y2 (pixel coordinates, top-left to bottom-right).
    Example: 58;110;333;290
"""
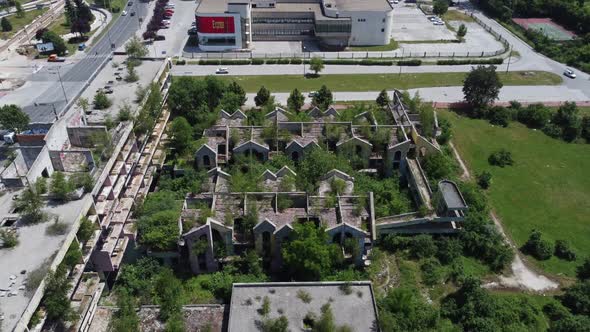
244;86;590;107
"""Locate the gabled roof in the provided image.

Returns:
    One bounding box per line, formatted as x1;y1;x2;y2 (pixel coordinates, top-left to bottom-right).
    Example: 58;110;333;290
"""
265;107;291;121
233;139;270;153
207;167;231;179
286;139;320;150
320;169;354;182
274;223;294;236
325;222;368;236
260;166;297;182
307;106;323;118
336;135;373;148
196;143;217;155
253;218;277;232
220;109;248;120
324;107;340;118
276;166;296;178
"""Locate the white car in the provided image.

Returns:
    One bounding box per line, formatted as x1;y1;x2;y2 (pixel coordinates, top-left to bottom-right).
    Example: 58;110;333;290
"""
165;3;175;8
564;68;576;79
433;21;444;25
122;10;127;16
216;67;229;74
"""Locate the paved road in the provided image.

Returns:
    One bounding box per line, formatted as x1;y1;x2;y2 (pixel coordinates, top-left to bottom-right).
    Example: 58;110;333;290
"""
173;6;590;103
16;0;149;123
244;85;589;107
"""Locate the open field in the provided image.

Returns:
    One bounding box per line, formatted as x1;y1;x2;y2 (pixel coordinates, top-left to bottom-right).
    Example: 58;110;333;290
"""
218;71;562;92
0;8;49;38
46;14;71;36
442;111;590;277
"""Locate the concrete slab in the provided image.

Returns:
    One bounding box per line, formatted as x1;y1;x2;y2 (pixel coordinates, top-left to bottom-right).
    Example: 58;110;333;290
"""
251;41;303;54
391;5;455;41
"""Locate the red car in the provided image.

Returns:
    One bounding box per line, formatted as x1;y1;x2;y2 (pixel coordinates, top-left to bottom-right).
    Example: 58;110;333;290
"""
165;9;174;14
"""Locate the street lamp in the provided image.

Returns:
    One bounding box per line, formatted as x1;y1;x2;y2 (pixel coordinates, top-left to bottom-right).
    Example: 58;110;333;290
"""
302;46;307;77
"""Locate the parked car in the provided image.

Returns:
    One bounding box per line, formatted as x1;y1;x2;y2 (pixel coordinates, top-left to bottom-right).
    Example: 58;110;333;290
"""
130;11;135;16
122;10;127;16
47;54;65;62
154;35;166;41
308;92;317;98
127;1;133;6
165;4;175;8
188;28;198;35
563;68;576;79
433;21;444;25
78;43;86;51
216;67;229;74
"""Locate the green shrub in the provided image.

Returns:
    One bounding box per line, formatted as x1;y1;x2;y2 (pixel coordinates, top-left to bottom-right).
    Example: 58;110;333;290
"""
290;58;302;64
420;258;442;286
277;58;290;64
397;60;422;66
437;58;503;65
488;149;514;167
251;58;264;65
198;59;221;65
476;171;492;189
522;229;553;260
265;59;278;64
554;240;576;261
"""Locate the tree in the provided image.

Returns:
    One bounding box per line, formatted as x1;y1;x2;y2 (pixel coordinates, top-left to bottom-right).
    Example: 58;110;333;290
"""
409;234;437;259
560;280;590;315
218;92;244;112
77;217;95;243
463;65;503;113
169;116;192;155
15;1;24;18
0;104;30;133
577;258;590;280
110;289;140;332
13;186;45;223
379;287;441;331
41;31;67;55
433;0;449;16
226;81;247;105
1;17;12;32
50;171;73;201
254;86;271;107
43;265;75;322
554;240;576;261
522;229;553;260
550;315;590;332
77;97;89;114
93;90;112;109
376;89;390;107
155;269;183;321
309;56;324;76
261;316;289;332
125;63;139;82
71;0;93;37
476;171;492;189
488;149;513;167
581;116;590;142
281;222;343;280
287;88;305;113
457;23;467;38
125;36;148;60
312;85;333;110
553;101;581;142
64;0;75;25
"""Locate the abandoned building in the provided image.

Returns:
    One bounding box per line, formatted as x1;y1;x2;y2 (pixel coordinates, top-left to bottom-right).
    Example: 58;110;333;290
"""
177;91;469;275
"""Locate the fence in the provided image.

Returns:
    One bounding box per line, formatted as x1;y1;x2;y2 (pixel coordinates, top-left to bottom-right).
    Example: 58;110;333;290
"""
182;48;506;60
182;9;512;60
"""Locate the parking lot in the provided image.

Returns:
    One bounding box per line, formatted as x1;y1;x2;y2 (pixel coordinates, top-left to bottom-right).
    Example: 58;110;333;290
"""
131;0;197;58
391;5;456;41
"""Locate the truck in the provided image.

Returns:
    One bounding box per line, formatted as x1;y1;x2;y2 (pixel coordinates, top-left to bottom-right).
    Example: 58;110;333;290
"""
47;54;65;62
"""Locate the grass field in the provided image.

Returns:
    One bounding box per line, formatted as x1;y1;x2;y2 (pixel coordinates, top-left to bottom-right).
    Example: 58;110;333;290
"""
47;14;71;36
218;71;562;92
0;8;48;39
348;39;399;51
442;111;590;277
443;10;475;22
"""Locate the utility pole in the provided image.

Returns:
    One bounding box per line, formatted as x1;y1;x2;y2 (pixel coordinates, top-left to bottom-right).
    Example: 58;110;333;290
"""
506;45;512;73
55;66;68;103
399;48;404;76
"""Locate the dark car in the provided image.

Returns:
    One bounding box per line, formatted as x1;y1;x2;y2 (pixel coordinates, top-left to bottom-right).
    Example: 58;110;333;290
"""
130;11;135;16
127;1;133;6
154;35;166;41
188;28;198;35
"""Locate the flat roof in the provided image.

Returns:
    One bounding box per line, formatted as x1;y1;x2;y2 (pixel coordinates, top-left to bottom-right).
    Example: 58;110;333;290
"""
196;0;230;14
438;180;467;210
228;281;379;332
332;0;392;11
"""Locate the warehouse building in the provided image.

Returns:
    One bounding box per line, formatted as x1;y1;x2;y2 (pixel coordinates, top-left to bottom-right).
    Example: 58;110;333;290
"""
195;0;393;51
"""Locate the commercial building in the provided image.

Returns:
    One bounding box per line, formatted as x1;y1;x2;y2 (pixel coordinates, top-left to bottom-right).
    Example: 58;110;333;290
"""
195;0;394;51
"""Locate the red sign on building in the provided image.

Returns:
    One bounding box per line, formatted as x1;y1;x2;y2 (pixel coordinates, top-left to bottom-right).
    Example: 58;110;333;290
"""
197;16;235;33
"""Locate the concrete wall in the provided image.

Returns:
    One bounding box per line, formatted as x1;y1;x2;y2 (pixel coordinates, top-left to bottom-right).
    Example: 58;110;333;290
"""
67;126;108;148
345;9;393;45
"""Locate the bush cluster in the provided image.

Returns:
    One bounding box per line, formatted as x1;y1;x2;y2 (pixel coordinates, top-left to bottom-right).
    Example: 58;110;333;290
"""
488;149;514;167
397;59;422;66
437;58;503;65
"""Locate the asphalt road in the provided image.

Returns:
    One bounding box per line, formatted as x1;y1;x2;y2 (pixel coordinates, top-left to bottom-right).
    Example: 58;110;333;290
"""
23;0;149;123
